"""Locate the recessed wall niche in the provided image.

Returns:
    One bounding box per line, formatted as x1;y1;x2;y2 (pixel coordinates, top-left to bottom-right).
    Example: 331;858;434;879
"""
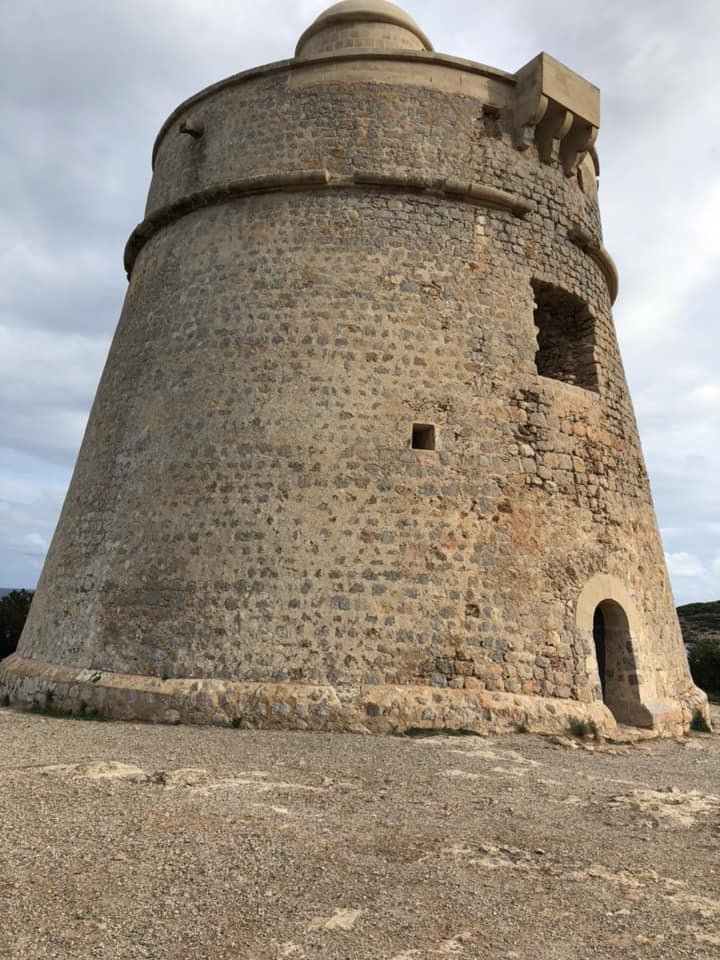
411;423;436;450
532;280;599;392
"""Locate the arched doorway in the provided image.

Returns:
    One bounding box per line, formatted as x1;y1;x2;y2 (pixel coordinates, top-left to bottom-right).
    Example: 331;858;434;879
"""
577;573;672;730
592;598;642;724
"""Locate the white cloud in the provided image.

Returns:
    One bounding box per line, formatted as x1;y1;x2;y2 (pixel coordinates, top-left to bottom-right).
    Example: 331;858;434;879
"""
0;488;65;585
685;383;720;411
665;552;706;579
0;325;109;405
664;546;720;606
659;527;689;541
20;532;49;556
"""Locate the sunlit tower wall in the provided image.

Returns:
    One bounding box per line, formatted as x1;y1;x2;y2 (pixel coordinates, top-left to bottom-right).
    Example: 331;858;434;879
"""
2;2;708;736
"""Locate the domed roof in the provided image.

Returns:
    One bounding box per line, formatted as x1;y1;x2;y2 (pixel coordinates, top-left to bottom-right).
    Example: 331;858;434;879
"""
295;1;433;58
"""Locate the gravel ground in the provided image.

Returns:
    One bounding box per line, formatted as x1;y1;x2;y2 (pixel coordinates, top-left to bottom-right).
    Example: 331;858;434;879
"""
1;704;719;960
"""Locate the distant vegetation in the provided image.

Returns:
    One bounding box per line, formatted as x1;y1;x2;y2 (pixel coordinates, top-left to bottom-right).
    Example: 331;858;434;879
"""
0;590;34;660
678;600;720;701
677;600;720;638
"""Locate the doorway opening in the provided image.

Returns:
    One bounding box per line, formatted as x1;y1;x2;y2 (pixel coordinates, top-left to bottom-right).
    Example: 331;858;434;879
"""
593;605;606;698
592;599;642;724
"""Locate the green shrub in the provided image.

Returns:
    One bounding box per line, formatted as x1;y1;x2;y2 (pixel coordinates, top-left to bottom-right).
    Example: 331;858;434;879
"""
0;589;34;660
567;716;599;740
678;600;720;634
690;708;711;733
687;638;720;696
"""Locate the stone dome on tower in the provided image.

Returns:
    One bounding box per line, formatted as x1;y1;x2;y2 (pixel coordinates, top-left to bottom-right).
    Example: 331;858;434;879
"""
295;0;433;58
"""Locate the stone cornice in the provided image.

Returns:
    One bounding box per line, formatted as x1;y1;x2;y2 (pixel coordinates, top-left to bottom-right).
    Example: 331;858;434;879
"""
124;169;531;277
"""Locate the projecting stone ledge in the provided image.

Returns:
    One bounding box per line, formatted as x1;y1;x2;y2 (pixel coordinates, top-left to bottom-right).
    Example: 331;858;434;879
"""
0;653;702;740
513;52;599;176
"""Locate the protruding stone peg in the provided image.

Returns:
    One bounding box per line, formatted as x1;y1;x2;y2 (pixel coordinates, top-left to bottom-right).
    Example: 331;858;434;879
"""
179;118;204;139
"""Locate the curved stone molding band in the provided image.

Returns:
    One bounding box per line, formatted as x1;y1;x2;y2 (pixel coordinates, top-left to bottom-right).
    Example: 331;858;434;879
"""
124;170;531;278
125;170;617;305
568;226;619;304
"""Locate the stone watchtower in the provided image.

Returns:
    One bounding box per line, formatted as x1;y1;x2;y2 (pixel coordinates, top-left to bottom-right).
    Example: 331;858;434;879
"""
2;1;708;735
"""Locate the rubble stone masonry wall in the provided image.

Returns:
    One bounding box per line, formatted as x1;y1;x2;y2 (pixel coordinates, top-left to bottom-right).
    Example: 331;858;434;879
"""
2;5;707;735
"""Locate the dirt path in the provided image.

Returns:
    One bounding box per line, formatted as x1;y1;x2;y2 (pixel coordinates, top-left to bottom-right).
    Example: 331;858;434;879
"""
1;706;719;959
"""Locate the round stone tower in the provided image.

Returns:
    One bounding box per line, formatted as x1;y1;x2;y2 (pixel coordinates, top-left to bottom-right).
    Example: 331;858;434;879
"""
2;1;708;736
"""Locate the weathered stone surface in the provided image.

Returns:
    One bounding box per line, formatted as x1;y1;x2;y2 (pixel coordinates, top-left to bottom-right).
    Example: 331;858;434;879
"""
0;2;707;735
0;653;624;738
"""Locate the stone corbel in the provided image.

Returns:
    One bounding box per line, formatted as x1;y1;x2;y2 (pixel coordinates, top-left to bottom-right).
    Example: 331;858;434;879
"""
513;53;600;176
513;90;549;152
560;117;598;177
535;101;574;165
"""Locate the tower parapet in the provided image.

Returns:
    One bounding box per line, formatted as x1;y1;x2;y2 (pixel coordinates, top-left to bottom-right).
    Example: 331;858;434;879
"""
1;2;707;736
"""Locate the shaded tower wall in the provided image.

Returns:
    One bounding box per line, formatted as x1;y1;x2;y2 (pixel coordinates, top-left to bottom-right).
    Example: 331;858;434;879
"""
1;2;708;735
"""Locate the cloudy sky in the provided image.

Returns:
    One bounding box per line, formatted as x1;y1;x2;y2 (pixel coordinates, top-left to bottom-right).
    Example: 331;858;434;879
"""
1;0;718;604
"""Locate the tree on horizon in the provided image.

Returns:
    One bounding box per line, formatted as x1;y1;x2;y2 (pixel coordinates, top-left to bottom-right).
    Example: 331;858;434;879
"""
0;589;34;660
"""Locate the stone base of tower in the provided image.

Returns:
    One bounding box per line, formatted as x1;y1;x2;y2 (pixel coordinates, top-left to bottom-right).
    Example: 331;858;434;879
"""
0;654;708;739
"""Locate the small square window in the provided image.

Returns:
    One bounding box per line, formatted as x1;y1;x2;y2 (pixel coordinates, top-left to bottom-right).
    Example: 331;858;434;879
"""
411;423;436;450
